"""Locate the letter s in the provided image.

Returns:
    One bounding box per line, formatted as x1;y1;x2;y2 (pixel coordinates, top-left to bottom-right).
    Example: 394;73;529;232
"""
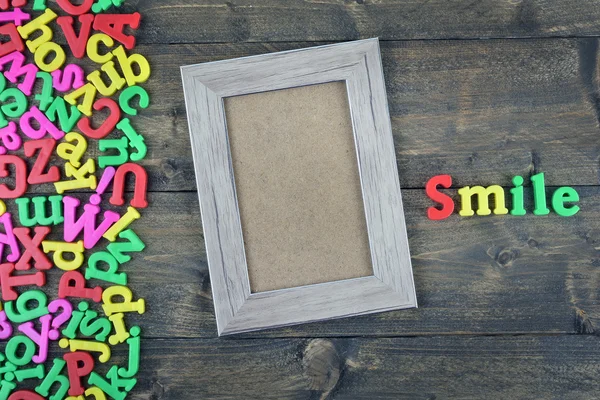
426;175;454;220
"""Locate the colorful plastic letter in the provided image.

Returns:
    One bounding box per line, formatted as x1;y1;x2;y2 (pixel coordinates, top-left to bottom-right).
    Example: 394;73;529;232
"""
0;51;38;95
0;156;27;198
14;364;45;382
77;97;121;139
20;106;64;140
52;64;85;92
86;251;127;285
118;325;140;378
4;290;48;323
0;122;22;154
101;285;144;316
116;118;146;161
57;0;93;15
80;307;111;342
531;172;550;216
86;33;114;64
16;195;63;227
87;369;128;400
64;352;94;396
24;139;60;184
425;174;454;220
84;387;107;400
106;229;145;264
56;14;93;57
110;163;148;209
61;301;87;339
458;185;508;217
45;97;82;132
34;72;54;111
0;263;45;301
552;187;580;217
14;227;52;271
57;132;87;168
8;390;44;400
54;159;97;194
98;137;128;167
93;13;140;50
0;8;29;26
42;240;84;271
0;24;24;57
87;61;126;97
0;213;20;261
18;314;52;364
119;86;149;116
510;176;526;216
0;311;13;339
0;88;28;123
91;0;124;13
6;335;35;366
47;298;73;340
112;45;150;88
34;41;66;72
58;270;103;302
63;196;120;248
64;83;97;116
59;339;110;363
107;312;128;345
35;358;69;400
103;207;140;242
17;8;57;53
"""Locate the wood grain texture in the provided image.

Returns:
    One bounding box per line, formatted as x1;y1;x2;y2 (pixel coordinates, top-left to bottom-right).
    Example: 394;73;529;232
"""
129;0;600;43
131;335;600;399
31;187;595;339
19;38;594;196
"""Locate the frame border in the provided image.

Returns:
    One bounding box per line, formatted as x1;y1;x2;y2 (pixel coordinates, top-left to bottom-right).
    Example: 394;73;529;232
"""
181;38;417;336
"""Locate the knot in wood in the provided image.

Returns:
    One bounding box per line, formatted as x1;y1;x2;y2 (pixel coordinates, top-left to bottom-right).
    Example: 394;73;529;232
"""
302;339;342;396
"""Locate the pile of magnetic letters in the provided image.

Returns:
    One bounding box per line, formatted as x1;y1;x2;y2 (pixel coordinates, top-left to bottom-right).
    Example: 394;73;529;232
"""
0;0;149;398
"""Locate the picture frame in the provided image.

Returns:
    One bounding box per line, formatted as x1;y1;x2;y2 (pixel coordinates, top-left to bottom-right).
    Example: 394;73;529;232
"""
181;38;417;336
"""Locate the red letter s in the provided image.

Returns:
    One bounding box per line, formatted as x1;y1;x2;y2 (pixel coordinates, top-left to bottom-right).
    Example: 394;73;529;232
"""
426;175;454;220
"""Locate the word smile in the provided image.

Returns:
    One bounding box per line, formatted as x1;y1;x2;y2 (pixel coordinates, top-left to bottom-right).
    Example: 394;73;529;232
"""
425;172;580;220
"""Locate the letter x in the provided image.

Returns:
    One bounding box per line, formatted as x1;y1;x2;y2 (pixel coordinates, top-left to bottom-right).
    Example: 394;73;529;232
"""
14;227;52;271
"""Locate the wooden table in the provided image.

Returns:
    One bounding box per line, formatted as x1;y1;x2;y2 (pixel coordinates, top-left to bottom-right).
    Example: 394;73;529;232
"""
128;1;600;398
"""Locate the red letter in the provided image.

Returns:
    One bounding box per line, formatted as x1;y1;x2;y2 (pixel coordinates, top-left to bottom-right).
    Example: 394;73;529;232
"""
56;0;93;15
64;351;94;396
0;155;27;198
110;163;148;209
24;139;60;185
0;24;24;57
56;14;94;58
77;98;121;140
14;227;52;271
59;270;102;302
93;13;140;50
426;175;454;220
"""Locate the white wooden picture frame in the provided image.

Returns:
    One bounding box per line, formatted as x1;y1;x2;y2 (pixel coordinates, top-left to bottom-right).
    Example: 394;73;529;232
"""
181;38;417;336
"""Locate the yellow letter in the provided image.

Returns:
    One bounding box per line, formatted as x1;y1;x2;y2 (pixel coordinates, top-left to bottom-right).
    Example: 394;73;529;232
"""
458;185;508;217
86;33;115;64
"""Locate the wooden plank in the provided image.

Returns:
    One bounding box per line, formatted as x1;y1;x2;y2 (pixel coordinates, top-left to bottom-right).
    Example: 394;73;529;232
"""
130;0;600;43
46;38;592;194
9;39;599;193
128;335;600;399
26;186;594;339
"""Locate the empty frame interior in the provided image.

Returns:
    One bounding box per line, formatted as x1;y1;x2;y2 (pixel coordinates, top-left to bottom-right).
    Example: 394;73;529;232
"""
224;82;374;293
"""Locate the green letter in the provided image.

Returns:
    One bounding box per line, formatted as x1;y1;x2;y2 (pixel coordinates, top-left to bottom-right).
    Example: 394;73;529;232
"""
510;176;526;216
552;187;580;217
531;173;550;216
